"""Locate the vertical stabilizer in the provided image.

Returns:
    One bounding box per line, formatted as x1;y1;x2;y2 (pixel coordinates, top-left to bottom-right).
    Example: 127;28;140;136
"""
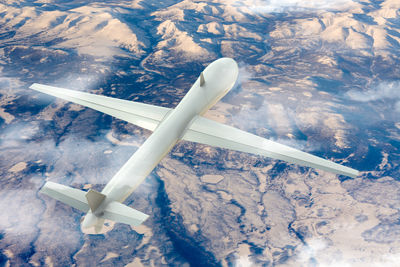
200;72;205;87
85;189;106;212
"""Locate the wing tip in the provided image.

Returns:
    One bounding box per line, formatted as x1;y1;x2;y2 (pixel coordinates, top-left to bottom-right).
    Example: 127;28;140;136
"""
29;83;40;90
352;170;360;178
340;168;359;178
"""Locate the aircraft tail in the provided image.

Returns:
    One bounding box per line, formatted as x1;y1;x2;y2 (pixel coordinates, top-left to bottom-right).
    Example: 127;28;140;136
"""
40;182;149;228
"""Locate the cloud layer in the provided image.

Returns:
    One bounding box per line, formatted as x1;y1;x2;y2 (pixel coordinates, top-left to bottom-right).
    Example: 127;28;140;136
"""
249;0;357;13
346;81;400;112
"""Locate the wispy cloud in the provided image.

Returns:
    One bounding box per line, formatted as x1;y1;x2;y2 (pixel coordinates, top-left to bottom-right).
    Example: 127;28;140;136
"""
51;72;107;92
235;255;253;267
248;0;357;13
297;238;329;264
296;237;400;266
0;120;141;185
228;63;253;95
230;100;324;152
346;81;400;112
0;122;40;147
395;102;400;113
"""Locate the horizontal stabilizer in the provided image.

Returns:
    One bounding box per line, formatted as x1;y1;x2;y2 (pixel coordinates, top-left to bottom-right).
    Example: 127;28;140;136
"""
103;201;149;226
40;182;149;227
183;116;359;178
40;182;90;212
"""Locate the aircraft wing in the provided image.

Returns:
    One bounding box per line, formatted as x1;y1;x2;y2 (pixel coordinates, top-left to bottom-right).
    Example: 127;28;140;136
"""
183;116;359;178
30;83;171;131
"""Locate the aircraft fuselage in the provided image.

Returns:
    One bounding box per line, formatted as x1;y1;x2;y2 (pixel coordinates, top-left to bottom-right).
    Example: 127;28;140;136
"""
82;58;238;228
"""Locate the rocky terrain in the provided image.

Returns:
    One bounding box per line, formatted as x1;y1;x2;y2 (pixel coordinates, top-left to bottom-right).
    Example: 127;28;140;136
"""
0;0;399;266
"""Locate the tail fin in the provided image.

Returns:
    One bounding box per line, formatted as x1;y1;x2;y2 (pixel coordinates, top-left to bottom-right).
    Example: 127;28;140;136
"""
85;189;106;212
40;182;149;227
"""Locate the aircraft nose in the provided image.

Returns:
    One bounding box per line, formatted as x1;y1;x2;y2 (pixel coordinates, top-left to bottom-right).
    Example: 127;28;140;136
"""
204;58;239;92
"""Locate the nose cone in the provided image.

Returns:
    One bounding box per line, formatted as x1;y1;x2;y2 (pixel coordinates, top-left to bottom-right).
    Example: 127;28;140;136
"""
211;57;239;81
81;212;98;229
203;58;239;93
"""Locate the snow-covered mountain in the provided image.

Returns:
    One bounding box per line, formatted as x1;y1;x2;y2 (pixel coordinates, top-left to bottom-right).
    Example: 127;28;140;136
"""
0;0;399;266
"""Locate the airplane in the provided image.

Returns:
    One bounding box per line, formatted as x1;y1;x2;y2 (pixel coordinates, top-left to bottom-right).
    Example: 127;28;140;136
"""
30;58;359;233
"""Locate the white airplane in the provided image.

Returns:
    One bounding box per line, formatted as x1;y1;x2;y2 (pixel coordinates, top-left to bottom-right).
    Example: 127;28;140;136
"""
31;58;359;233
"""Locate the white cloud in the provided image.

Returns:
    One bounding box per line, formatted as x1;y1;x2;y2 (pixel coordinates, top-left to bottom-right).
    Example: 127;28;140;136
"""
238;64;253;85
297;238;327;262
0;122;40;147
0;119;141;185
234;243;254;267
235;255;253;267
376;253;400;267
295;238;400;267
346;81;400;112
248;0;357;13
395;101;400;112
52;72;107;93
0;76;24;90
347;81;400;102
228;63;253;95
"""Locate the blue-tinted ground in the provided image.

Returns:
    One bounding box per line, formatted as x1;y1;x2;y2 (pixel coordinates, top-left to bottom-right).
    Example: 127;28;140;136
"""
0;0;400;266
